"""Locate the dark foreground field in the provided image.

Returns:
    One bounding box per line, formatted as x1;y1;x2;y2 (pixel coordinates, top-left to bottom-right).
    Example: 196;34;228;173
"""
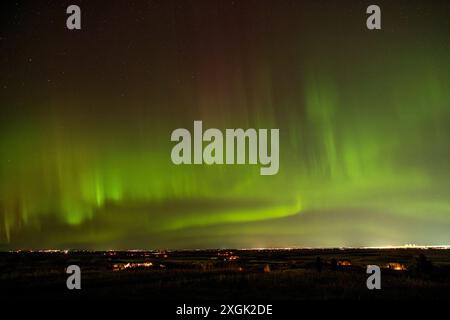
1;248;450;300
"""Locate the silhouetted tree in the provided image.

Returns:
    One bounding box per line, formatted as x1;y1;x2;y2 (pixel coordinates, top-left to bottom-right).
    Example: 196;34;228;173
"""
416;254;433;274
315;257;323;272
330;258;337;271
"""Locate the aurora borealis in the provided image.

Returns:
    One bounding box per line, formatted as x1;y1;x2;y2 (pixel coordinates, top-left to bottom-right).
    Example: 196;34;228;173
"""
0;0;449;249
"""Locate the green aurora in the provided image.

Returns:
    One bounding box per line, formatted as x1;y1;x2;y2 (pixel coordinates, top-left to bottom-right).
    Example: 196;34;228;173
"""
0;0;449;249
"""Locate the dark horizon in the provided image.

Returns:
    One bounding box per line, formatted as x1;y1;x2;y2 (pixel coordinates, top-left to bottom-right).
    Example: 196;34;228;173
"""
4;245;450;252
2;247;450;301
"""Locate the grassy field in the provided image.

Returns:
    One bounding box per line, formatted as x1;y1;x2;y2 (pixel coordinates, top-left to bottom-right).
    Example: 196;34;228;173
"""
1;249;450;300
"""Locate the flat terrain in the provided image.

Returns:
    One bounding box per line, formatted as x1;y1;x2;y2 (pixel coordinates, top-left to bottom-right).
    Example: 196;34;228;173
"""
1;249;450;300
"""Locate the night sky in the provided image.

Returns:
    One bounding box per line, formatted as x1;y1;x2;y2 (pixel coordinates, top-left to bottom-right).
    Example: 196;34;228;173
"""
0;0;449;249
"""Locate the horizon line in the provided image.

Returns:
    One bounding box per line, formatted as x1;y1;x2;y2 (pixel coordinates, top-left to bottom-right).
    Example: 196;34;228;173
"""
3;244;450;252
